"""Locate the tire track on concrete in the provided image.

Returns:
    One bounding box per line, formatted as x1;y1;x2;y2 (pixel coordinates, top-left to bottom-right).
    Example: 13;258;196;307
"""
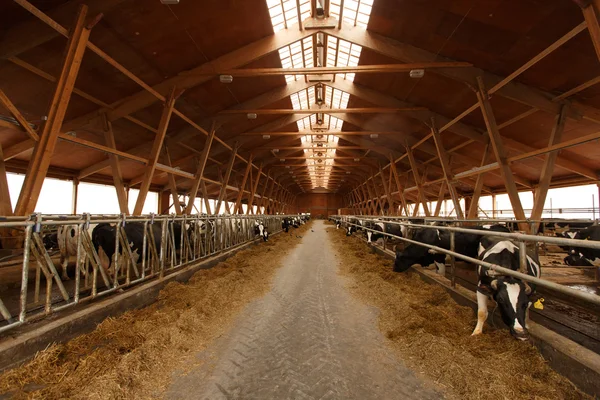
166;221;442;400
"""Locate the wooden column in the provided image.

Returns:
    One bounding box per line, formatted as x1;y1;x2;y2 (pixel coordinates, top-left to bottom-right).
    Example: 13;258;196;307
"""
476;77;528;230
389;157;409;216
371;178;385;215
216;144;239;214
163;145;182;215
159;191;170;214
531;105;568;229
133;88;178;215
246;163;263;215
260;174;275;214
0;144;13;216
265;176;277;215
467;144;491;219
360;183;372;215
405;145;431;216
433;181;446;217
354;189;365;214
270;183;281;214
378;164;395;215
431;120;464;219
184;124;217;214
71;178;79;214
200;181;212;214
234;155;254;214
15;6;91;216
103;114;129;214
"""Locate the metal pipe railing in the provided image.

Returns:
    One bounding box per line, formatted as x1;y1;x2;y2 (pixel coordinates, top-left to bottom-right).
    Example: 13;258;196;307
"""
332;215;600;307
0;213;303;335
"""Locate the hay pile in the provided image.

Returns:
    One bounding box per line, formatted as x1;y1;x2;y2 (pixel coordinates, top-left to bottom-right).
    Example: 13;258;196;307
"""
0;223;312;400
327;227;590;400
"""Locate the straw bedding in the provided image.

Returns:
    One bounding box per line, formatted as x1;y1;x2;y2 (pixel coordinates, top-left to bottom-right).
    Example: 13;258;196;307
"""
327;225;590;400
0;222;312;400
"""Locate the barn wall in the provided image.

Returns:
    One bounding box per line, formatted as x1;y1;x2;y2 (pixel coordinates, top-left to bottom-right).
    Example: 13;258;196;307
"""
295;194;343;217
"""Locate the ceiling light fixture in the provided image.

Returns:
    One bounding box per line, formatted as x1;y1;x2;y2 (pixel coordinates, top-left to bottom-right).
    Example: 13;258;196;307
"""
247;113;257;119
262;134;271;139
409;69;425;78
219;74;233;83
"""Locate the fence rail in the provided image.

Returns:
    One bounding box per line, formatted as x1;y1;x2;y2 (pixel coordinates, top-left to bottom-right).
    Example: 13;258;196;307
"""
0;213;297;334
330;215;600;308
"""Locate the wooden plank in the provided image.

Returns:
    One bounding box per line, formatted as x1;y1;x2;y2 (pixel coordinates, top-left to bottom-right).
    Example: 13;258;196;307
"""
0;89;38;141
215;145;239;214
163;146;182;215
405;145;431;217
467;145;490;219
133;88;178;215
531;105;569;229
184;124;217;214
476;77;527;230
102;114;129;214
14;5;90;216
234;155;255;214
430;120;464;219
246;164;263;215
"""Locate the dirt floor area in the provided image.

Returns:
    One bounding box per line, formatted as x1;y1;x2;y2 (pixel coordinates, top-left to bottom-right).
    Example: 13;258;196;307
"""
0;223;312;400
326;222;591;400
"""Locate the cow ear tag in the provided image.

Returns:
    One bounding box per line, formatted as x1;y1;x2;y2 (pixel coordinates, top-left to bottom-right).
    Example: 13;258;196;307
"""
533;298;545;310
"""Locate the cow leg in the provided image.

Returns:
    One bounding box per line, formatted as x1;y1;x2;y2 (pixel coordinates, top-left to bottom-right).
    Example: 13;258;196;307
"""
59;250;69;280
525;303;531;329
367;231;372;243
471;291;489;336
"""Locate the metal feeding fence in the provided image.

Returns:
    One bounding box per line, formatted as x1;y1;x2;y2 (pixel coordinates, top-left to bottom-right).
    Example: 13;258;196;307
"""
330;215;600;308
0;213;294;334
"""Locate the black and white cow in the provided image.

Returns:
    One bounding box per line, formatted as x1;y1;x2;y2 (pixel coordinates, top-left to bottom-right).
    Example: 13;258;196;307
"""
43;224;96;280
473;237;541;340
564;226;600;266
254;220;269;241
282;218;291;233
91;222;162;273
393;225;510;275
362;220;404;244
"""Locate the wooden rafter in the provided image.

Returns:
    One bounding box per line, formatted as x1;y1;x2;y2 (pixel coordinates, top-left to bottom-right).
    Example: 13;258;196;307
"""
234;155;254;214
247;163;263;215
102;113;129;214
215;144;239;214
405;145;431;217
14;5;91;216
467;145;490;219
0;89;38;141
163;146;182;215
184;125;217;214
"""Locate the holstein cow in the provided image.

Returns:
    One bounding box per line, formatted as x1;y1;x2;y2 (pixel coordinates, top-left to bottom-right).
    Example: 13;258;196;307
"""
473;237;541;340
394;225;510;275
92;223;162;273
254;220;269;241
564;226;600;266
362;220;404;244
44;224;96;280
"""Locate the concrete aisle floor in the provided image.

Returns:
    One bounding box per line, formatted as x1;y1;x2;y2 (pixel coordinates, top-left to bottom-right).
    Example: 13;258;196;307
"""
166;221;442;400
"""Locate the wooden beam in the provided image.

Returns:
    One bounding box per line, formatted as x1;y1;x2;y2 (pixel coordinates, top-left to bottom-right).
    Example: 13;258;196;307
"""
204;62;472;77
247;163;263;215
257;170;272;214
163;146;182;215
215;144;239;214
378;163;395;215
531;105;569;228
0;143;13;216
433;181;445;217
14;5;91;216
133;88;178;215
476;77;527;230
200;181;212;215
405;145;431;217
388;156;409;216
263;174;277;214
218;107;426;115
241;130;403;136
102;113;129;214
430;119;464;219
0;89;39;141
467;144;491;219
582;1;600;62
234;155;254;214
184;125;217;214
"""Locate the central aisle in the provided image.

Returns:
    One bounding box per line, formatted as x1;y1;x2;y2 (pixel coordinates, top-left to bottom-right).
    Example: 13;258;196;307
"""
167;220;441;399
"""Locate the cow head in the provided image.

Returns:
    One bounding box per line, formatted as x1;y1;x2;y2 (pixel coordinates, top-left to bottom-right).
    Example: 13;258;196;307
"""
393;247;426;272
490;278;533;340
564;252;593;266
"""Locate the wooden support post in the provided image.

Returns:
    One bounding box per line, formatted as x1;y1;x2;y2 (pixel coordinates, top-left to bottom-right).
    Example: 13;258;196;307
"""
71;178;78;214
14;5;91;216
361;183;373;215
234;155;254;214
476;77;528;231
102;114;129;214
163;146;182;215
405;145;431;217
247;163;263;215
260;174;275;214
389;157;409;216
433;181;446;217
133;88;178;215
371;177;385;215
0;89;39;141
431;120;464;219
582;0;600;62
184;123;216;214
354;189;365;214
200;181;212;214
467;144;491;219
270;184;281;214
379;164;395;215
531;105;569;230
216;144;239;214
0;144;13;216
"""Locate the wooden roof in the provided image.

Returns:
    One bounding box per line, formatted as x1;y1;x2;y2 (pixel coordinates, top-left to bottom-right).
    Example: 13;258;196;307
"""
1;0;600;207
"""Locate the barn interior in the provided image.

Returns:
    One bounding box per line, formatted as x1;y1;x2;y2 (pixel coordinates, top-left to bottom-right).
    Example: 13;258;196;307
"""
1;0;600;398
